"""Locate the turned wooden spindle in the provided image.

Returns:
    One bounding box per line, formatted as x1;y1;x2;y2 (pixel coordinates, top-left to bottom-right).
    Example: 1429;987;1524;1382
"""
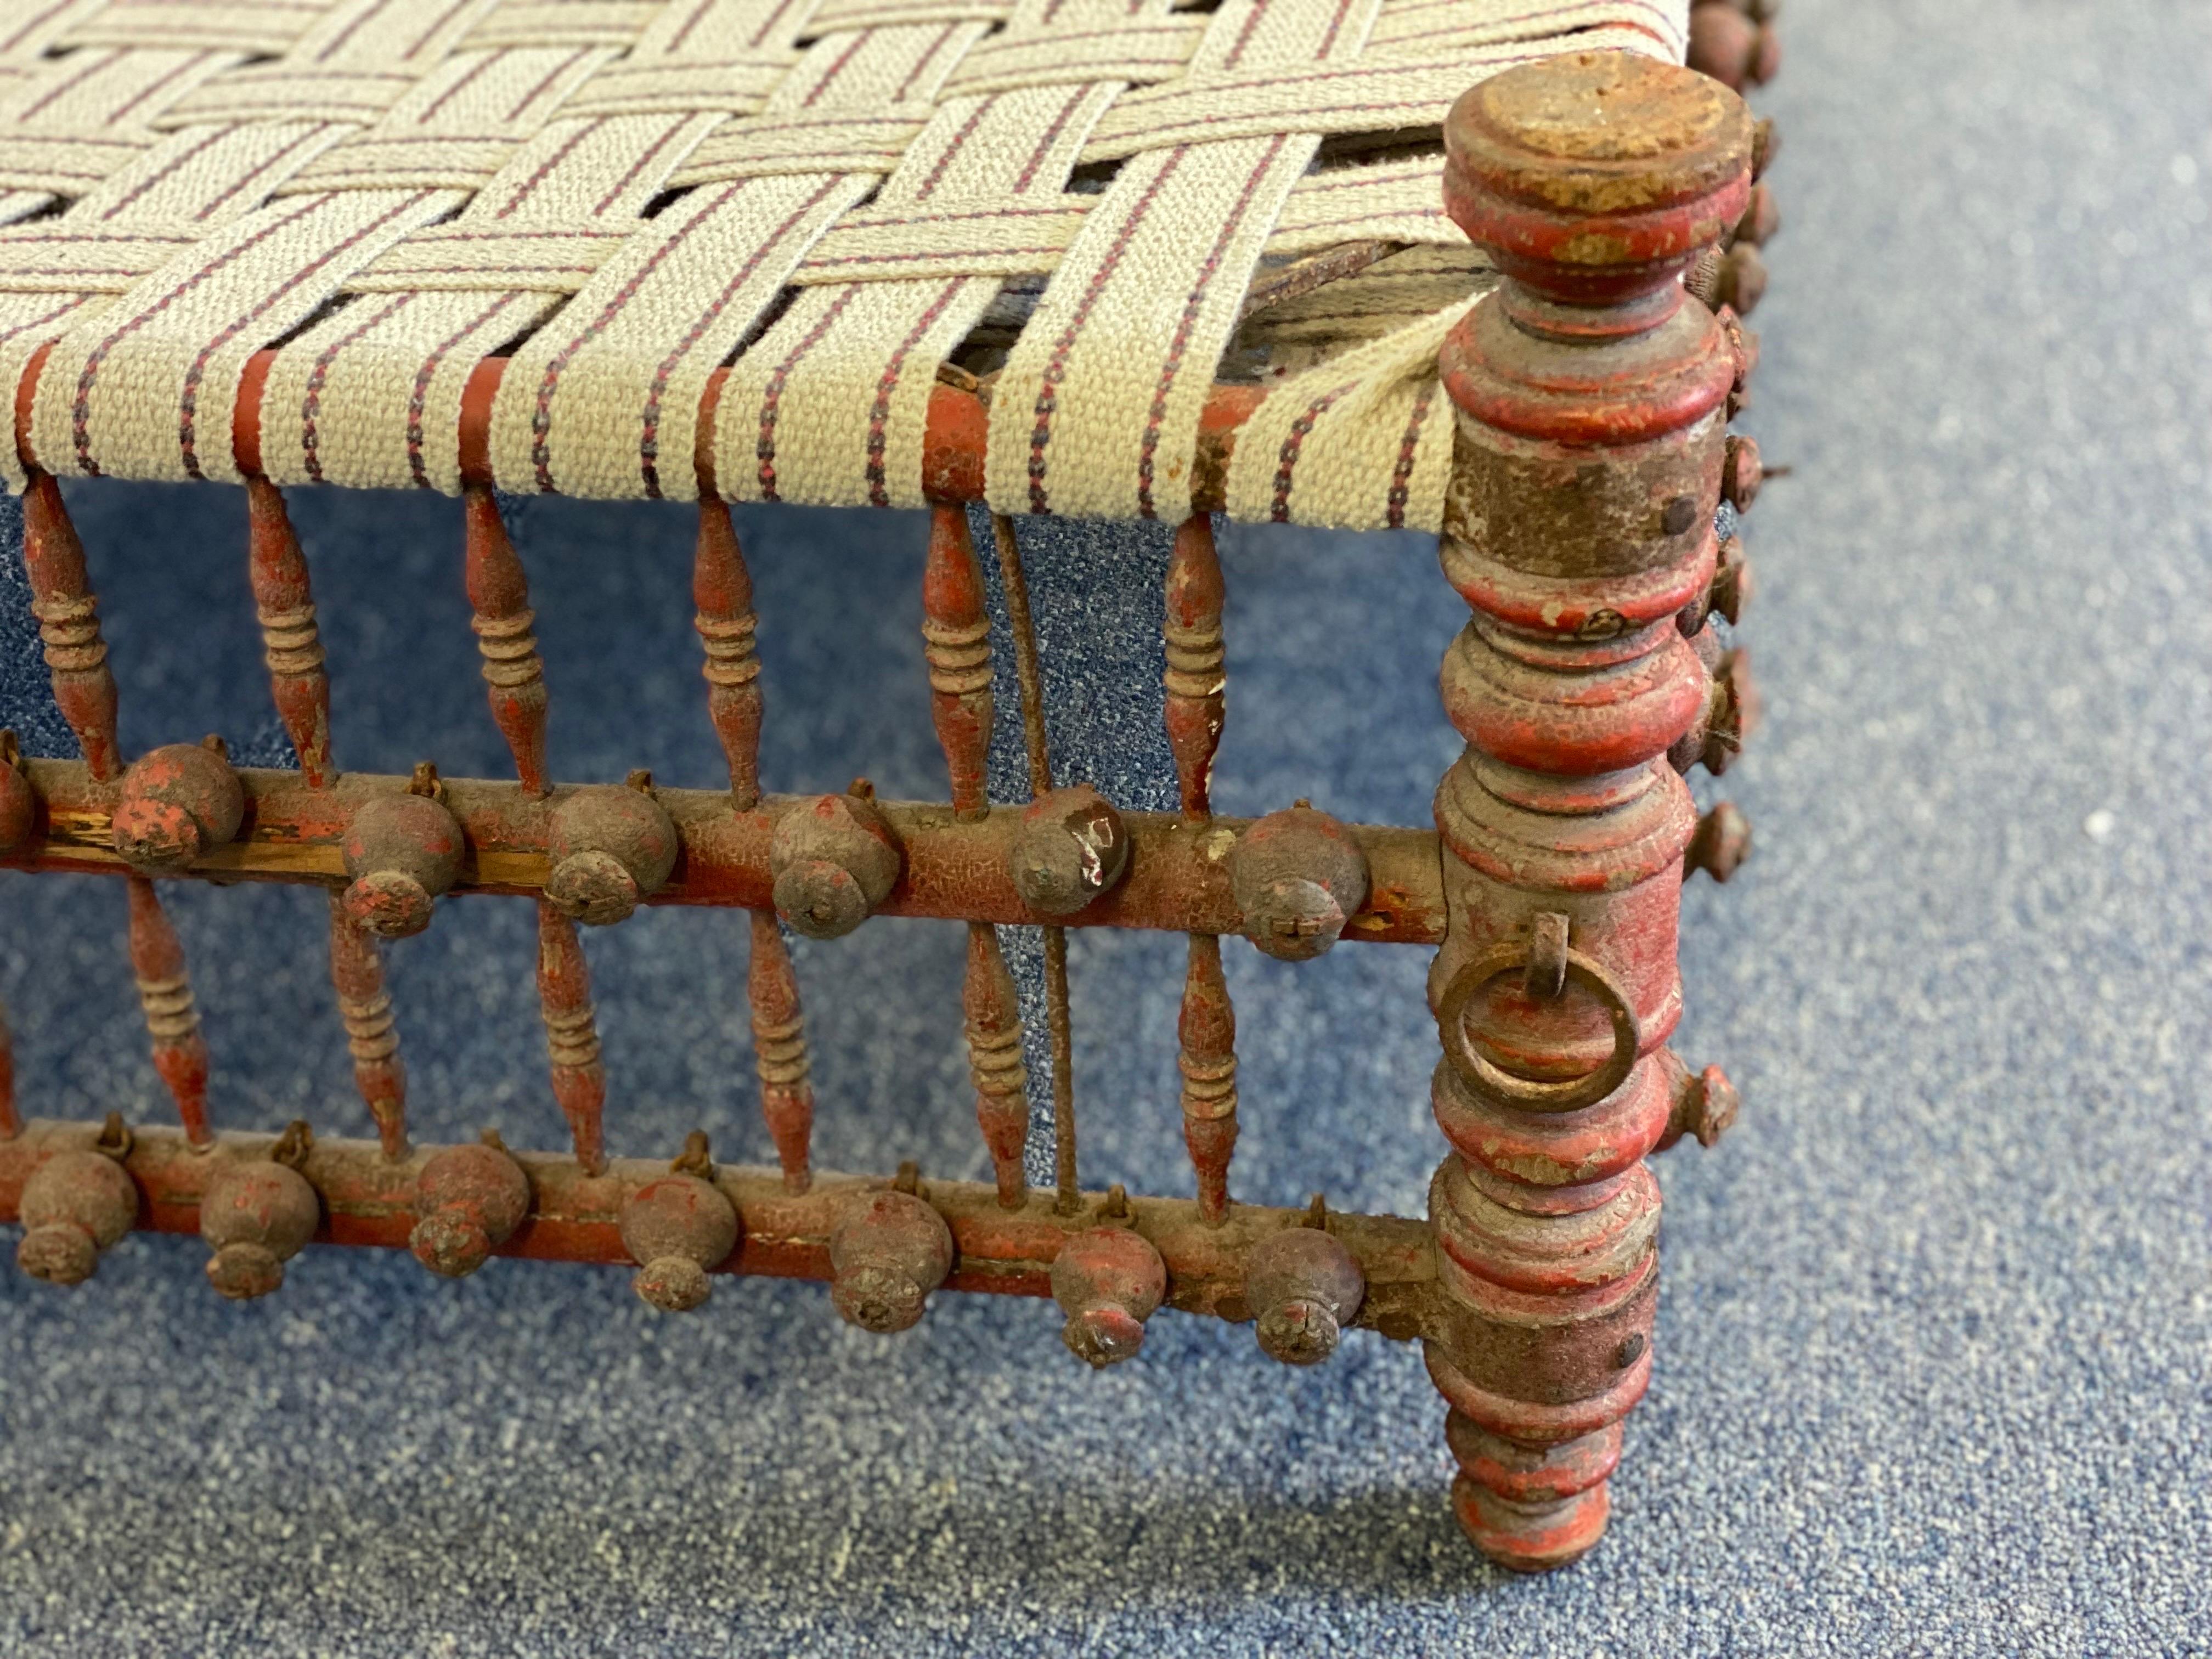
748;907;814;1191
923;506;995;821
1426;50;1753;1571
19;472;120;782
1177;933;1238;1224
1163;516;1226;821
962;926;1029;1209
245;476;331;787
690;499;820;1191
692;499;763;811
258;502;426;1157
537;900;606;1176
462;485;549;798
240;482;422;1150
924;505;1031;1206
327;890;408;1159
127;875;212;1147
1164;516;1238;1220
460;490;607;1169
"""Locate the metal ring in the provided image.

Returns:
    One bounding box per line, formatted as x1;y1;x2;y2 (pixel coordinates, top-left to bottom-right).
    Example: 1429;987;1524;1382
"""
1435;943;1641;1114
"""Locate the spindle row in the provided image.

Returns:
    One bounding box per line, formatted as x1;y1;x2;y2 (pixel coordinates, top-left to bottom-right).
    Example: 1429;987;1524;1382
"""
3;477;1514;1245
1;422;1761;1376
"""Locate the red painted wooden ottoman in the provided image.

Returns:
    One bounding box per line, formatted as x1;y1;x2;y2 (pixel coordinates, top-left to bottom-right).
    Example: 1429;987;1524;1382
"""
0;0;1779;1569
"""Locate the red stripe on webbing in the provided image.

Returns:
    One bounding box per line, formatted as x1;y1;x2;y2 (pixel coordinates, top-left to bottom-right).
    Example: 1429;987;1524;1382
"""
17;343;1264;509
13;340;50;467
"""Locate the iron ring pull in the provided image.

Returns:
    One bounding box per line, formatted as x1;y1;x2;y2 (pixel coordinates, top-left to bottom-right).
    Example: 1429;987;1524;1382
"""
1435;940;1642;1114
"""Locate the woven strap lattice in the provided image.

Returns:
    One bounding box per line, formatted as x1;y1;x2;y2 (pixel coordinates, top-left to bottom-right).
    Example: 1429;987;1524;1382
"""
0;0;1689;529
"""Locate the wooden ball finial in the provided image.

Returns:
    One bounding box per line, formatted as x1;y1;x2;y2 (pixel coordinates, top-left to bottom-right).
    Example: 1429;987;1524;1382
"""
1444;51;1753;303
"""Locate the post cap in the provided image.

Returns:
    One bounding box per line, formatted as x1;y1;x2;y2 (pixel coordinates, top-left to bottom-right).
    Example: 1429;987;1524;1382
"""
1444;52;1752;298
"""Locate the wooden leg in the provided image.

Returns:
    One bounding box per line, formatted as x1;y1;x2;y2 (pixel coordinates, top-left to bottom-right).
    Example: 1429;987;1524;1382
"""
1425;52;1756;1570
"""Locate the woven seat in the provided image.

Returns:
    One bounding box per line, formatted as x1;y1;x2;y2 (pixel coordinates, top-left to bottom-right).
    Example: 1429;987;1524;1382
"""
2;0;1685;527
0;1;1782;1575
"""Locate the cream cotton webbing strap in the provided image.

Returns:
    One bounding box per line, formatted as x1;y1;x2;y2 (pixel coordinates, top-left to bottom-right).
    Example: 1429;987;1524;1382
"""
980;0;1364;522
712;0;1163;514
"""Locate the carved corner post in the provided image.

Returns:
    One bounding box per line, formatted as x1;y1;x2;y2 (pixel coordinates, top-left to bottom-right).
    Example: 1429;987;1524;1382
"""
1425;53;1752;1571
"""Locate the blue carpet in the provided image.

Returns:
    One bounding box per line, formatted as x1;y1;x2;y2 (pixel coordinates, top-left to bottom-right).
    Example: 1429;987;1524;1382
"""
2;1;2208;1652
